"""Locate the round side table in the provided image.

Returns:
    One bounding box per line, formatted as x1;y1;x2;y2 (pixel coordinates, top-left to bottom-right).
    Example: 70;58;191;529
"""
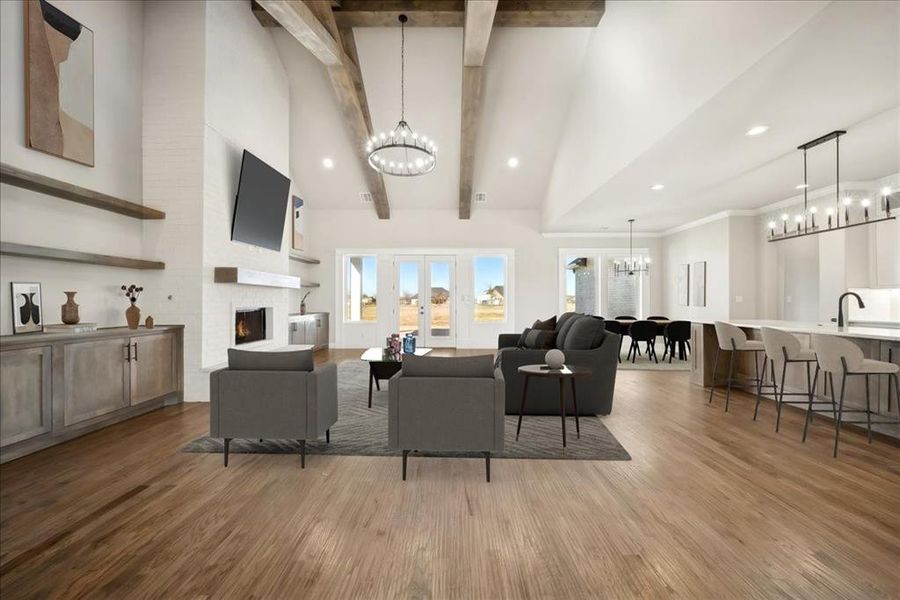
516;364;592;447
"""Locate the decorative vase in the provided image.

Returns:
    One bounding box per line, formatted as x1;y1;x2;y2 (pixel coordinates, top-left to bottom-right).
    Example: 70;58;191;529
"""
126;302;141;329
61;291;80;324
145;315;155;329
545;349;565;370
300;301;307;315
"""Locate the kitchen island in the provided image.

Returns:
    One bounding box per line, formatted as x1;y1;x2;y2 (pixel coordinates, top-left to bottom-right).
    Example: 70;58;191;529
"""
690;320;899;440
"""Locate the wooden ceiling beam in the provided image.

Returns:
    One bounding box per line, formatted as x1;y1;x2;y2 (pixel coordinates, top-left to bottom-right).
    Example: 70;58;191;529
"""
255;0;390;219
329;0;604;28
459;1;497;219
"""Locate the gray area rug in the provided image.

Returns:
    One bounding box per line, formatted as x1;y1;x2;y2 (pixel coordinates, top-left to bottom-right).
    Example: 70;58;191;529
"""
181;360;630;461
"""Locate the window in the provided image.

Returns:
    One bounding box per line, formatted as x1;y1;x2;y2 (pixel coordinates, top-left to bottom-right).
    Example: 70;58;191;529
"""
344;255;377;321
606;257;641;318
565;256;597;314
473;256;506;322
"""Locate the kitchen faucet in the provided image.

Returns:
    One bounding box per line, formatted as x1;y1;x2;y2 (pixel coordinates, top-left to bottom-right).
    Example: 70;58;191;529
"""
837;292;865;328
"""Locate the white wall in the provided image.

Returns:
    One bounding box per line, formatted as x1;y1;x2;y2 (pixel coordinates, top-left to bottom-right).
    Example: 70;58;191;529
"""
200;0;291;373
304;208;663;348
660;215;732;322
0;0;147;334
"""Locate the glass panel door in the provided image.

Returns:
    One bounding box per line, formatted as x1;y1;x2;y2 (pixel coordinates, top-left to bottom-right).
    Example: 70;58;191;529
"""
425;256;455;347
395;257;425;345
606;256;641;319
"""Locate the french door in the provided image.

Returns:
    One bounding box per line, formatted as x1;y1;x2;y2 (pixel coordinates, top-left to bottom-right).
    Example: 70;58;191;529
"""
394;255;456;348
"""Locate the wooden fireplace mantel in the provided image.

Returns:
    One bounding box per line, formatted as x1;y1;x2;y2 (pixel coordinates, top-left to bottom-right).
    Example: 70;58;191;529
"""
213;267;301;289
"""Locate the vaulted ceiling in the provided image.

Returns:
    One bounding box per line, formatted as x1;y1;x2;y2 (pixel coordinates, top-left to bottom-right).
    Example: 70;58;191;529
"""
268;0;900;233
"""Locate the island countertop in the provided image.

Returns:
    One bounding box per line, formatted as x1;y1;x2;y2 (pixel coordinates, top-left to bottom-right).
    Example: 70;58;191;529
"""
697;320;900;342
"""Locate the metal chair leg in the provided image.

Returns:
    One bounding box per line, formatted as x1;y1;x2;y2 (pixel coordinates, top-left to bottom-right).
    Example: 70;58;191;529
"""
775;359;788;432
833;372;846;458
753;356;769;421
484;452;491;482
725;350;736;412
402;449;409;480
865;375;873;444
803;364;819;442
709;348;721;404
224;438;231;467
299;439;306;468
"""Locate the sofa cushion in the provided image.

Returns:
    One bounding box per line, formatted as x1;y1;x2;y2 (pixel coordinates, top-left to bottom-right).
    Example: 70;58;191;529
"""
562;316;606;351
516;327;533;347
521;329;557;350
402;354;495;378
555;313;582;348
228;348;314;371
532;316;557;331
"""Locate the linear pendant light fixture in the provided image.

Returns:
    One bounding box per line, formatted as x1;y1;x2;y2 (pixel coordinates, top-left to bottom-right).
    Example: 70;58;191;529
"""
767;129;895;243
365;15;437;177
614;219;650;276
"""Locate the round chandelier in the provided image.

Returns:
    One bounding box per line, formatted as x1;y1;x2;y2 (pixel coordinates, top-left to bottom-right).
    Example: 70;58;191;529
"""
366;14;437;177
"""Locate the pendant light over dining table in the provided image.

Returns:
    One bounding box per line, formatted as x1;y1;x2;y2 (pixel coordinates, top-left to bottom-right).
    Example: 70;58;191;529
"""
366;15;437;177
614;219;650;276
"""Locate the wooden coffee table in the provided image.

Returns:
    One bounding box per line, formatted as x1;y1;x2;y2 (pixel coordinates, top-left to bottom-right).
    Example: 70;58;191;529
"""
360;347;432;408
516;364;592;447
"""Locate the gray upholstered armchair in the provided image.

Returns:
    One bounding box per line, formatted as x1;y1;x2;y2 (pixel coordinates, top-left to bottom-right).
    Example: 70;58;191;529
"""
388;354;504;482
209;348;337;468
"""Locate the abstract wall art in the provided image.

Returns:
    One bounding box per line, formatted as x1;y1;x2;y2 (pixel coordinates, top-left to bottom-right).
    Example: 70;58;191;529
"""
25;0;94;166
676;263;690;306
292;194;305;251
11;282;44;334
692;261;707;307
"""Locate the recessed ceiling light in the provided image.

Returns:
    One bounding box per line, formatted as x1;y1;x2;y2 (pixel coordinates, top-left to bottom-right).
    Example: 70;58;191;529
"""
506;157;519;169
746;125;768;136
322;158;335;169
795;183;808;189
650;184;664;191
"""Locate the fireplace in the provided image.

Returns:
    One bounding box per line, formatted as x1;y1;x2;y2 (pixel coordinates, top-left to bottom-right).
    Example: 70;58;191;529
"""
235;308;267;345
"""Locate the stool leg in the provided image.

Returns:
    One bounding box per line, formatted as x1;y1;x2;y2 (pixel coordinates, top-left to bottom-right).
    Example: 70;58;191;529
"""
833;372;847;458
709;348;721;404
803;364;819;442
725;350;736;412
775;359;788;432
865;375;873;444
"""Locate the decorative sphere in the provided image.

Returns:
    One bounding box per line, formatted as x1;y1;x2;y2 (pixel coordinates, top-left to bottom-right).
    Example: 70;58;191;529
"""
545;349;565;370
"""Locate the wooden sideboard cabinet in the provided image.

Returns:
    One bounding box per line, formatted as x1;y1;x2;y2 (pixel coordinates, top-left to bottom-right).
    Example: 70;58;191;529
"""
289;313;329;350
0;325;183;463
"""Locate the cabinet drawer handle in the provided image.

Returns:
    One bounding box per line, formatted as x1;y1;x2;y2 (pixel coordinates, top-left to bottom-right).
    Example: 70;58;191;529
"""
133;342;138;362
125;344;132;362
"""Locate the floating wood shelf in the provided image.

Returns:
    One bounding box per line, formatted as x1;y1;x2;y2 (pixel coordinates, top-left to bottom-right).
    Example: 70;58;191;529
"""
214;267;301;289
0;242;165;270
288;252;321;265
0;163;166;220
301;281;321;288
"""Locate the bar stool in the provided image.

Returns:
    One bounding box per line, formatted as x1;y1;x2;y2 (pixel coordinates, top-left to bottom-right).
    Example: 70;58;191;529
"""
811;334;900;457
759;327;833;436
708;322;771;412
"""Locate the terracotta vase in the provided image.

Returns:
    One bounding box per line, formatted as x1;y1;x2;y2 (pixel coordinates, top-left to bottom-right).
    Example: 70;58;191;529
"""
145;315;155;329
126;302;141;330
61;291;80;325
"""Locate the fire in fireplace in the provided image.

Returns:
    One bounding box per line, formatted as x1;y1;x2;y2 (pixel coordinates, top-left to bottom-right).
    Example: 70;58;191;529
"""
235;308;267;345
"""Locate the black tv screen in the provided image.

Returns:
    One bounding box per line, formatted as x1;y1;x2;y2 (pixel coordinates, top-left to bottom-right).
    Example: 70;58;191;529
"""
231;150;290;252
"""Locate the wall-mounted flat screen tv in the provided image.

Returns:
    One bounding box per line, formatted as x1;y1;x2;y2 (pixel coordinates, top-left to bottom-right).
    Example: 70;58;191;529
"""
231;150;290;252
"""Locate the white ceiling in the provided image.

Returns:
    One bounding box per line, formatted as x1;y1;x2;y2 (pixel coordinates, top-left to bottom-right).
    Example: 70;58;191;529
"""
272;0;899;231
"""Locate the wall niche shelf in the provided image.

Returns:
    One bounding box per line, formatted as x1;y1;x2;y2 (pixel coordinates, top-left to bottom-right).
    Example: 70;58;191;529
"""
0;242;165;270
214;267;301;289
0;163;166;220
289;252;320;265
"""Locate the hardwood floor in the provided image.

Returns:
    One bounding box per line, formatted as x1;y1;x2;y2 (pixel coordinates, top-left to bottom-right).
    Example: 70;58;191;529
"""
2;348;899;599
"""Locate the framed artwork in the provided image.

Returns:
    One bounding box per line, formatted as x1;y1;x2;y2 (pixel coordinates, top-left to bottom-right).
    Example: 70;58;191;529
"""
11;282;44;334
676;263;690;306
692;261;707;307
25;0;95;166
292;195;304;251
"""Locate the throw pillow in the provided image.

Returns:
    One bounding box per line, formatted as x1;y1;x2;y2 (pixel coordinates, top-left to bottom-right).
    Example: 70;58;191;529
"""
532;316;557;331
562;317;606;351
555;313;582;348
522;329;557;350
228;348;314;371
516;327;533;347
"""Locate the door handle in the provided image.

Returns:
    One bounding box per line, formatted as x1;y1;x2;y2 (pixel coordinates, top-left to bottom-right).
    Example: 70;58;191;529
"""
125;343;132;362
133;342;138;362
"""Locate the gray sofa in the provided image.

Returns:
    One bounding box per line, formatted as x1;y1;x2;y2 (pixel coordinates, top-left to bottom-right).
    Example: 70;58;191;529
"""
388;354;504;482
496;313;619;415
209;348;338;468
